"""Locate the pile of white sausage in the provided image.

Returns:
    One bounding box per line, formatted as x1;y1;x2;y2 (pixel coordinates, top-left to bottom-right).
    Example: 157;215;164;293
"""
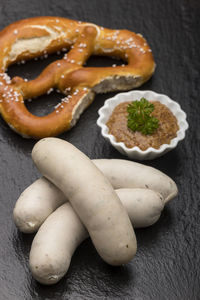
13;138;178;285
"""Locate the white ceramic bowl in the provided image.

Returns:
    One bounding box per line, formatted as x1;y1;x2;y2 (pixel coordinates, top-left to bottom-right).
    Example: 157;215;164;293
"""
97;90;189;160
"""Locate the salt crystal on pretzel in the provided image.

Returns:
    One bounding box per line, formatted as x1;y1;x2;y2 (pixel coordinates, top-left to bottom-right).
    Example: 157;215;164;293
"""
0;17;155;138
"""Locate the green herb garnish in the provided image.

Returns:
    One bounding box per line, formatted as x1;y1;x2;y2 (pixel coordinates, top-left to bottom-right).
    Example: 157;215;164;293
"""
127;98;159;135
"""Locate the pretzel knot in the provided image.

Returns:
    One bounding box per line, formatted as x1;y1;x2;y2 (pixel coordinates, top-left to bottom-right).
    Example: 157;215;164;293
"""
0;17;155;138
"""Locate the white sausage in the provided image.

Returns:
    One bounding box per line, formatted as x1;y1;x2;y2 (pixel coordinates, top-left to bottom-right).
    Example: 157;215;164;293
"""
32;138;137;266
30;188;164;284
93;159;178;203
13;159;177;233
13;177;66;233
30;203;87;285
116;188;164;228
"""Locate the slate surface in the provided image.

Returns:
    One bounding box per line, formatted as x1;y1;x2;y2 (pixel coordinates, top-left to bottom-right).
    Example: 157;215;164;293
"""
0;0;200;299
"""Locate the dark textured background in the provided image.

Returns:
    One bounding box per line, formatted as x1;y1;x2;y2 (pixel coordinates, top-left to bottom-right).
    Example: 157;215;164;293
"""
0;0;200;299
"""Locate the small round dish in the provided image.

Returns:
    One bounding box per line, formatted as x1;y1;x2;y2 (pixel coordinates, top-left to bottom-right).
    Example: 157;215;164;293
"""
97;90;189;160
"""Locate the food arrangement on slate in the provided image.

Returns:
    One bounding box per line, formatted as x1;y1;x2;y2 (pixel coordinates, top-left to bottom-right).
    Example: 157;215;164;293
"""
0;1;199;299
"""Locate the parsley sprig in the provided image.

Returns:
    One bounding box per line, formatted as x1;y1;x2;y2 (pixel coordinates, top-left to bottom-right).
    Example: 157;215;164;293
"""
127;98;159;135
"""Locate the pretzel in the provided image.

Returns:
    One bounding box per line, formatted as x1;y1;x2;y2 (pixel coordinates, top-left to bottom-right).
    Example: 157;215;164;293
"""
0;17;155;138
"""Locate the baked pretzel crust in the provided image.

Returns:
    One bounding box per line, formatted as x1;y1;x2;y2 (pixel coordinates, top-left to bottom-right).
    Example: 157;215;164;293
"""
0;17;155;138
